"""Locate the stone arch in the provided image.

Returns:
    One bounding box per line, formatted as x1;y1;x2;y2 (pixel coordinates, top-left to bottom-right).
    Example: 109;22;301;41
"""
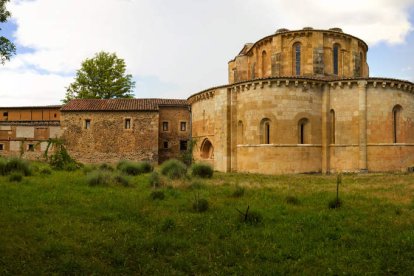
392;104;403;143
200;138;214;159
298;118;310;144
260;118;271;144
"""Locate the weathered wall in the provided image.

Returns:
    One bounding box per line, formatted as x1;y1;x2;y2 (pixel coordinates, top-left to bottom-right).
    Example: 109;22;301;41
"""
61;111;159;163
158;106;191;163
0;107;60;121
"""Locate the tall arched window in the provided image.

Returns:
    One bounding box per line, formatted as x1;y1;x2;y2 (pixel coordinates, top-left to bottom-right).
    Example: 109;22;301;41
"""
330;109;336;144
293;43;301;76
393;105;402;143
333;44;340;75
298;118;309;144
261;50;268;77
260;118;271;144
237;120;244;145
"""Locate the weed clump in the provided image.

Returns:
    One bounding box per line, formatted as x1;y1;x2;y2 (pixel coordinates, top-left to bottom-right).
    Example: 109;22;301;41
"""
39;167;52;175
328;198;342;209
160;218;176;232
150;191;165;200
188;181;205;190
161;159;187;179
86;171;112;187
99;163;114;171
193;194;209;212
232;186;245;198
9;172;23;182
117;160;153;176
4;158;31;176
237;206;262;225
149;171;162;188
114;174;130;187
191;163;213;178
0;158;7;175
285;195;300;205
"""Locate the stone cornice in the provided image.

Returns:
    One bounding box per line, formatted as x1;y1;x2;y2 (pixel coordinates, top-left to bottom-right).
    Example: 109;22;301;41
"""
188;77;414;105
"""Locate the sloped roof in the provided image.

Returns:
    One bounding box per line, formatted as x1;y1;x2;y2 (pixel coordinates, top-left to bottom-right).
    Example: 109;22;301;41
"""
0;105;62;109
60;98;188;112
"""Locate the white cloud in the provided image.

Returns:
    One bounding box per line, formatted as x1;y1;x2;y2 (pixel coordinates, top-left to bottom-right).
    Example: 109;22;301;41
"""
1;0;414;105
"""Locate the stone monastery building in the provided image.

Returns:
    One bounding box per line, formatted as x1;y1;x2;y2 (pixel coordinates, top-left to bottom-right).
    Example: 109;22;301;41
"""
1;27;414;174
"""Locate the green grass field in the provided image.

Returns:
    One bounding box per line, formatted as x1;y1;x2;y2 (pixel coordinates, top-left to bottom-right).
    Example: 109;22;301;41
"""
0;163;413;275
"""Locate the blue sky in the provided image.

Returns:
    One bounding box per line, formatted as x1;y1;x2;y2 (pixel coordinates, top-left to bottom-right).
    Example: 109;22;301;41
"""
1;0;414;106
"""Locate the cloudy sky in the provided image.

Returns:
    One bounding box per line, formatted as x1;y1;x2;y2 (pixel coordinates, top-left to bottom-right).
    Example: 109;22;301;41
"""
1;0;414;106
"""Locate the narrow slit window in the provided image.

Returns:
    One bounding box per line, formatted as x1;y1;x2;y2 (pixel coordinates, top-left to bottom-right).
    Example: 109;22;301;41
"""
298;118;309;144
294;43;301;76
125;118;131;129
330;110;336;144
85;119;91;129
333;45;339;75
393;105;402;143
260;118;271;144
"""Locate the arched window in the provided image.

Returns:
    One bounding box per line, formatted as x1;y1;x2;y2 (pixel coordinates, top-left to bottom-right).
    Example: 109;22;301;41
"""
293;43;301;76
260;118;271;144
298;118;309;144
330;109;335;144
237;120;244;145
393;105;402;143
261;50;268;77
200;139;214;159
333;44;340;75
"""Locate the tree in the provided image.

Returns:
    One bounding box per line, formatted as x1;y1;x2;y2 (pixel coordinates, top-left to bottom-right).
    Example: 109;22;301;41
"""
0;0;16;64
64;51;135;103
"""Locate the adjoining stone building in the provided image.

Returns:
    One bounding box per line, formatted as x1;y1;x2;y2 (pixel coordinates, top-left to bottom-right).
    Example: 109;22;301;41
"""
0;105;62;159
189;27;414;174
60;99;190;164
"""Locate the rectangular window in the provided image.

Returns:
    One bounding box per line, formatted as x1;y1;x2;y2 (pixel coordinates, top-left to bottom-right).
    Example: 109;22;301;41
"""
125;118;131;129
180;140;188;151
163;141;169;149
162;121;169;131
3;112;8;117
0;144;4;151
28;144;35;151
85;119;91;129
180;122;187;131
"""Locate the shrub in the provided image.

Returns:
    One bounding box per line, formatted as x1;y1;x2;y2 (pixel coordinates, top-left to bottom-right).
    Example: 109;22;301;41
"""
9;172;23;182
192;196;209;212
161;218;176;232
4;158;31;176
64;162;80;171
86;171;112;187
149;171;162;188
138;161;153;173
161;159;187;179
285;195;300;205
150;191;165;200
114;174;130;187
191;163;213;178
232;186;245;198
0;158;7;175
328;198;342;209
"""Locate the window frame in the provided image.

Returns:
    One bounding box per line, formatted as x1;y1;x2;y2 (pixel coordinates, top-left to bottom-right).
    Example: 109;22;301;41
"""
162;121;169;132
85;119;91;129
180;121;187;132
124;118;132;130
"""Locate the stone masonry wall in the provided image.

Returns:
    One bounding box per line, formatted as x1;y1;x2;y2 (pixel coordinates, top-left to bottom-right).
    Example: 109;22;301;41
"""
61;111;159;164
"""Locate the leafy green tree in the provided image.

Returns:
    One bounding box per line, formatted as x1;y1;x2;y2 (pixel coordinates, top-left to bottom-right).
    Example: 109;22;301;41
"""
64;51;135;102
0;0;16;64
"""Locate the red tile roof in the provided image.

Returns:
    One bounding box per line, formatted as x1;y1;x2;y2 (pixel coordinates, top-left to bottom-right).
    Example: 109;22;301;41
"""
60;98;189;112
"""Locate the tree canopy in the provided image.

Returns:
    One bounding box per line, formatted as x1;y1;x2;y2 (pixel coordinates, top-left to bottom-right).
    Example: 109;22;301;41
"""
0;0;16;64
64;51;136;103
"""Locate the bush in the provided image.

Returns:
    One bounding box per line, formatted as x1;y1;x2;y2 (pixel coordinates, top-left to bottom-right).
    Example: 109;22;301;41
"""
193;198;209;213
118;160;153;176
86;171;112;187
232;186;245;198
9;172;23;182
161;159;187;179
99;163;114;171
114;174;130;187
285;195;300;205
191;163;213;178
4;158;31;176
149;171;162;188
150;191;165;200
161;218;176;232
328;198;342;209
